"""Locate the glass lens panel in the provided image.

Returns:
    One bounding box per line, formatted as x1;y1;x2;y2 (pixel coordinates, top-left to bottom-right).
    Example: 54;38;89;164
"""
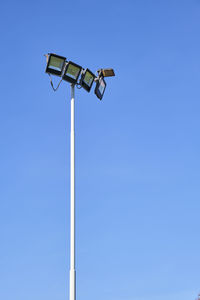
98;79;106;95
66;64;80;80
84;71;94;87
49;56;64;72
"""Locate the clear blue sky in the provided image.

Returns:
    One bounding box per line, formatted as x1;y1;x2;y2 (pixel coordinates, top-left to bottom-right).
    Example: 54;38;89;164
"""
0;0;200;299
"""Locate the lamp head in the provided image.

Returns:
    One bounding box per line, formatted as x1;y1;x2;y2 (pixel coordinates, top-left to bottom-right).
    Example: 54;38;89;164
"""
80;69;95;92
95;76;106;100
45;53;66;76
98;68;115;77
63;61;82;84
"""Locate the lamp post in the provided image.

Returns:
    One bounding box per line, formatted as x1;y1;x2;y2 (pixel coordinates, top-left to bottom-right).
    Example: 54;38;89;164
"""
45;53;115;300
70;83;76;300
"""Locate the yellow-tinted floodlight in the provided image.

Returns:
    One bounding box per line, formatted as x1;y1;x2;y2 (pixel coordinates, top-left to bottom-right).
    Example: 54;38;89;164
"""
98;68;115;77
63;61;82;84
45;53;66;76
80;69;95;92
95;77;107;100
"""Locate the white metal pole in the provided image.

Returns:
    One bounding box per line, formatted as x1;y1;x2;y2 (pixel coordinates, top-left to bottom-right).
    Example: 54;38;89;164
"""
70;84;76;300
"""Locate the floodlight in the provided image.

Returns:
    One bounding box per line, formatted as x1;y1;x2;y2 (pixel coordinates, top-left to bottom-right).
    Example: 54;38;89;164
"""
98;68;115;77
80;69;95;92
95;77;107;100
45;53;66;76
63;61;82;84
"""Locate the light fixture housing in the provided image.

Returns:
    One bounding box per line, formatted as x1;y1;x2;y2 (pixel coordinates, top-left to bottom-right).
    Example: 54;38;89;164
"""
45;53;66;76
95;76;107;100
98;68;115;77
63;61;82;84
80;69;95;92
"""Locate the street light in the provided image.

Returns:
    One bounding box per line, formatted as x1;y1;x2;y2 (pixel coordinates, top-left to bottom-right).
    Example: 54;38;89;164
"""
63;61;82;84
45;53;66;76
79;68;95;92
44;53;115;300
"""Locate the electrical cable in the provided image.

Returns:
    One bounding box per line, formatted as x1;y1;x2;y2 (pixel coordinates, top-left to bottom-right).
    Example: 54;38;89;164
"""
48;73;63;91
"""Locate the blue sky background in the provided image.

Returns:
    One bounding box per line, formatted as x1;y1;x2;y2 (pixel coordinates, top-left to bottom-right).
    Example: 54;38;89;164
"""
0;0;200;299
